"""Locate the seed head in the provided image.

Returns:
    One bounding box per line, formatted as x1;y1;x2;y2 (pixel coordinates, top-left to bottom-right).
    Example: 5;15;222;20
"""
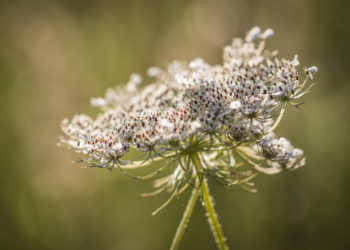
59;27;316;199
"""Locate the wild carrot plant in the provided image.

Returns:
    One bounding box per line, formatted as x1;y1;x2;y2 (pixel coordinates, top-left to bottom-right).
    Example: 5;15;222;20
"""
59;27;317;250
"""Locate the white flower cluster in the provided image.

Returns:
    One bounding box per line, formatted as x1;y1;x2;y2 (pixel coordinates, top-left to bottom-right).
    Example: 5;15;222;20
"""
60;27;316;194
259;133;305;169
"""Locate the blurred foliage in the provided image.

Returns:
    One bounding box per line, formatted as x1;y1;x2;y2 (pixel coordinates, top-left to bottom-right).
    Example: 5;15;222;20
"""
0;0;349;249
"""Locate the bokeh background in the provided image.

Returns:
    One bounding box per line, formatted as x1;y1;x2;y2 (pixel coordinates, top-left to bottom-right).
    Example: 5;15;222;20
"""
1;0;349;249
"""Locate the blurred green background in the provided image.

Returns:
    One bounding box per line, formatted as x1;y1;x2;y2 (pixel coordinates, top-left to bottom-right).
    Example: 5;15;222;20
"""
1;0;349;249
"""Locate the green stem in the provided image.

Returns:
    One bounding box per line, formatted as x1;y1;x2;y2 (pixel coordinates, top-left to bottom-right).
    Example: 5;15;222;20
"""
268;102;286;134
170;182;200;250
192;154;229;250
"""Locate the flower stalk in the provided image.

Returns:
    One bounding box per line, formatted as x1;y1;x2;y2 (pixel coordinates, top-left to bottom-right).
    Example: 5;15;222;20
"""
170;180;200;250
192;153;229;250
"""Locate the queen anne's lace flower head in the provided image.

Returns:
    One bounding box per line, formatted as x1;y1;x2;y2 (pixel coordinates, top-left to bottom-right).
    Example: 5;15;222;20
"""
60;27;316;201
